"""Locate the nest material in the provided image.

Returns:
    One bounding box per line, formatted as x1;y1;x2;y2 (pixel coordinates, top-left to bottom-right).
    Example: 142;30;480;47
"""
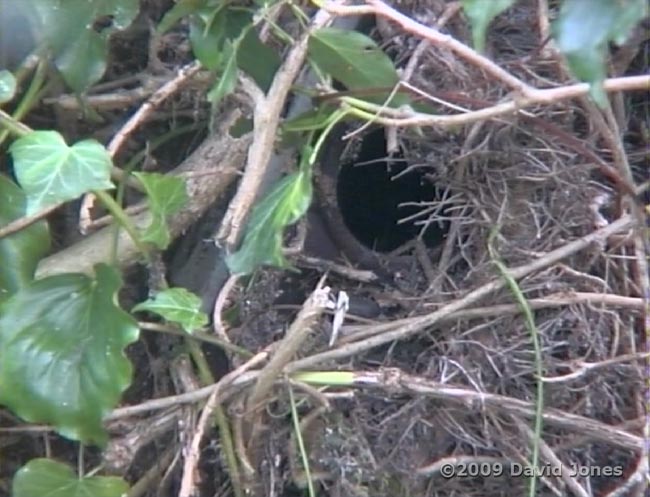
232;1;647;495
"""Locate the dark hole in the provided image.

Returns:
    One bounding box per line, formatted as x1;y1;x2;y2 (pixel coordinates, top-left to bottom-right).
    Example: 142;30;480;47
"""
336;128;448;252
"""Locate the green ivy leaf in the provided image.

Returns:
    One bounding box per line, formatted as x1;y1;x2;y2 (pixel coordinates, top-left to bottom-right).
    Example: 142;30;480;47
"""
207;41;239;106
132;172;188;249
13;458;129;497
0;70;17;103
308;28;407;106
461;0;515;53
55;24;108;94
10;130;114;215
190;7;279;91
158;0;205;34
25;0;139;92
553;0;648;107
133;287;208;333
189;9;226;71
0;175;50;305
236;23;281;92
0;264;140;445
226;168;312;275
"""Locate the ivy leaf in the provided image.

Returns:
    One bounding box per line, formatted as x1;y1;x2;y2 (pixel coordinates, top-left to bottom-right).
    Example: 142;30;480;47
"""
227;168;312;275
13;458;129;497
132;172;188;249
0;70;17;103
190;7;279;90
133;287;208;333
54;24;107;93
308;28;407;106
0;175;50;305
189;9;226;71
0;264;140;445
461;0;515;53
236;22;281;92
10;130;114;215
207;41;239;106
553;0;648;107
158;0;205;34
25;0;139;92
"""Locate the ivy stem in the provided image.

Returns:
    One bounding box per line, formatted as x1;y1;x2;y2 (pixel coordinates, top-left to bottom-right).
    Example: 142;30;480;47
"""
186;339;244;497
93;189;152;263
0;59;48;147
0;109;31;137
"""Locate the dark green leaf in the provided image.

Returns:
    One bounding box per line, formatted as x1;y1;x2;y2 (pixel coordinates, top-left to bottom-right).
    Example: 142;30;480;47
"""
0;175;50;304
13;458;129;497
132;172;188;249
25;0;139;92
0;70;17;103
461;0;515;53
189;7;279;90
133;287;208;333
308;28;407;106
237;29;280;92
189;13;225;70
207;41;239;106
56;27;108;94
227;169;312;274
553;0;648;107
10;130;114;215
0;264;140;445
158;0;204;34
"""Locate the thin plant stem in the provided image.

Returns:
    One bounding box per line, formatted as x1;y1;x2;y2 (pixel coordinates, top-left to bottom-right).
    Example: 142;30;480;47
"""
488;224;544;497
186;340;244;497
288;383;316;497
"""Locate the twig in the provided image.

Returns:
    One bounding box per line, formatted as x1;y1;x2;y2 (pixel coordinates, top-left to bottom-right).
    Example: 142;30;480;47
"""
338;75;650;129
246;278;329;412
178;351;269;497
212;274;240;346
0;202;60;240
217;7;335;249
104;365;644;453
539;352;650;383
292;253;379;283
515;417;590;497
402;2;462;82
126;447;176;497
139;321;252;357
106;371;259;420
107;61;202;158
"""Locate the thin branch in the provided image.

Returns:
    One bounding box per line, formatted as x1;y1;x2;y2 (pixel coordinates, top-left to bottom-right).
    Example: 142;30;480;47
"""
107;61;202;158
178;351;269;497
342;291;645;343
339;75;649;129
217;8;335;249
246;279;329;412
0;202;60;240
